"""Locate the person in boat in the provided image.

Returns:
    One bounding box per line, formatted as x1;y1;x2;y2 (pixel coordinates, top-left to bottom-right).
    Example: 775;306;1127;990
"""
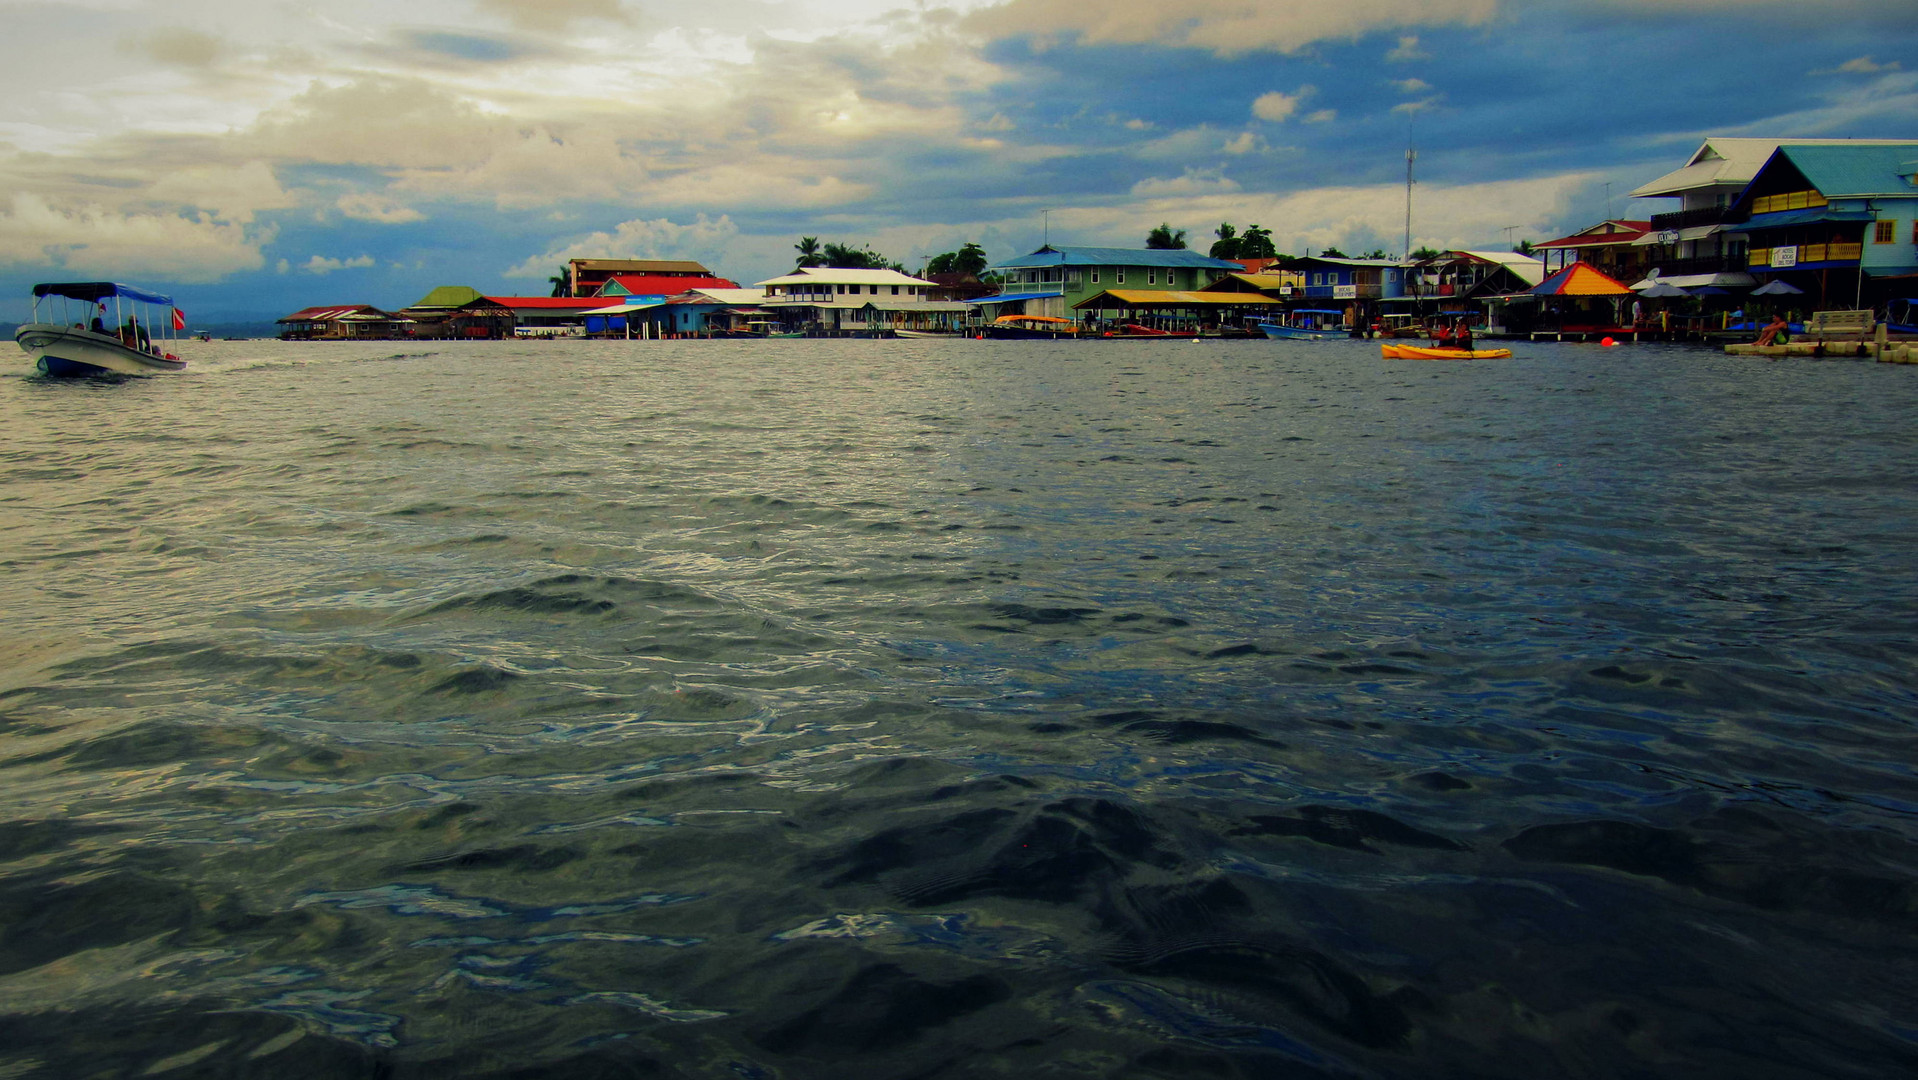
90;304;107;334
1756;312;1790;346
1454;319;1474;351
1432;321;1452;345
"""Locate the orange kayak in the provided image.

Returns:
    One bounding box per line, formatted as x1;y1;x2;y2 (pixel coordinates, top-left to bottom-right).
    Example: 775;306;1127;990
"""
1382;344;1512;360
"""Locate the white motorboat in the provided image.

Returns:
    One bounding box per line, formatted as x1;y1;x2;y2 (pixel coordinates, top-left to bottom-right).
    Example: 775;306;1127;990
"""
16;282;188;376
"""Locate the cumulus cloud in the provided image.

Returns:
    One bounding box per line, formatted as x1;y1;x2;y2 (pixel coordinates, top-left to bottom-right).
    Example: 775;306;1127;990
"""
1386;35;1430;62
303;254;376;274
0;194;267;283
476;0;632;31
1303;109;1338;124
1222;131;1265;154
505;213;742;279
1253;88;1315;122
1392;78;1432;95
1833;56;1901;74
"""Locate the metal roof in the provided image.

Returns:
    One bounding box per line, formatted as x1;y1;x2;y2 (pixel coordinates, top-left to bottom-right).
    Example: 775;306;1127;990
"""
755;268;934;287
1072;290;1285;310
1632;138;1918;198
1772;144;1918;198
989;246;1242;271
1739;207;1876;230
966;291;1064;305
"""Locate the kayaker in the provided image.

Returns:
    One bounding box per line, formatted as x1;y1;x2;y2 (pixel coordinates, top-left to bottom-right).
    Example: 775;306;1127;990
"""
1454;319;1474;351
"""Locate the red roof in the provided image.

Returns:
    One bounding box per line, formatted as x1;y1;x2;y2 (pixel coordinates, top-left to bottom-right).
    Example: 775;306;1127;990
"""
598;275;739;296
1536;220;1653;249
277;304;393;322
485;296;616;309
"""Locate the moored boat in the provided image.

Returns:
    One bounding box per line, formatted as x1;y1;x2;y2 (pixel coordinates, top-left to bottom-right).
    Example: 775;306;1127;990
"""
16;282;188;376
1258;310;1349;340
1382;343;1513;360
982;314;1079;340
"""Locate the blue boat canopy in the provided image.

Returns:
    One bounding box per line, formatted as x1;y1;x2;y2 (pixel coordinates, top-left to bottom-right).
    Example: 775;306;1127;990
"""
32;282;174;306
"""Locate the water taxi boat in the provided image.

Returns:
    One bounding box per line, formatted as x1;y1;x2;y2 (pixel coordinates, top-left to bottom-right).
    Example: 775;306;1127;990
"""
16;282;187;376
1382;343;1513;360
1257;310;1349;340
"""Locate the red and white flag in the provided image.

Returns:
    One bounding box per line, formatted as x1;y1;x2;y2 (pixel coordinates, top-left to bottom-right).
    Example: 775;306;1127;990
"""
172;307;186;331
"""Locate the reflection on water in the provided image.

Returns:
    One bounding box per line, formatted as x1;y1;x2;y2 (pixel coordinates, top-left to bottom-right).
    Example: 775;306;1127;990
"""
2;338;1917;1077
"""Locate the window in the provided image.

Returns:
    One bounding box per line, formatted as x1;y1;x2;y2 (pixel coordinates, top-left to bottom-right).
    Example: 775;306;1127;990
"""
1091;268;1100;283
1148;269;1157;285
1876;220;1897;244
1116;268;1126;284
1312;273;1322;286
892;285;900;295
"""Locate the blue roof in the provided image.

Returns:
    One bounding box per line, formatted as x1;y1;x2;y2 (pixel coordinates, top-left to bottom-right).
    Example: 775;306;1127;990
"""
989;246;1242;271
967;291;1064;305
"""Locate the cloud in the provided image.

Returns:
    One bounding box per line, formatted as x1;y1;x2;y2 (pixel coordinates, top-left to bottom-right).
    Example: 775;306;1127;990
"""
1386;35;1429;62
1833;56;1901;74
336;193;426;224
0;194;267;283
1130;169;1242;197
1392;97;1442;115
475;0;632;31
967;0;1501;57
303;254;375;274
1222;131;1264;155
122;27;225;68
505;213;742;279
1392;78;1432;95
1303;109;1338;124
1253;88;1315;122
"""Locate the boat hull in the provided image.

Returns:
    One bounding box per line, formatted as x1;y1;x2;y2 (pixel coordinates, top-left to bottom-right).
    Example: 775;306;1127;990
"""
1382;344;1512;360
1258;323;1347;340
17;323;186;376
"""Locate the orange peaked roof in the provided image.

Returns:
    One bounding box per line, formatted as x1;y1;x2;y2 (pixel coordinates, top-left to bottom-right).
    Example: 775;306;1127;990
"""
1532;262;1635;296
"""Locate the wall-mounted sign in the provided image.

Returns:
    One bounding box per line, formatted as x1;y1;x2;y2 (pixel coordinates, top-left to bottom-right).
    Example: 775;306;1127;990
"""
1333;285;1358;300
1772;245;1798;268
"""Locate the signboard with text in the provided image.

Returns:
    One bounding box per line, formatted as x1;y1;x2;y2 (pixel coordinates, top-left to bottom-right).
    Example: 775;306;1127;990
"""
1333;285;1358;300
1772;246;1798;268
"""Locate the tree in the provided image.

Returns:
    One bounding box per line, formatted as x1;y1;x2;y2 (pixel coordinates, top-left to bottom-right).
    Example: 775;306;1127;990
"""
926;252;956;275
952;242;988;277
794;236;824;268
1362;249;1389;260
1319;246;1349;259
1210;223;1241;260
548;266;570;298
1146;222;1187;250
1238;224;1277;260
1412;246;1443;260
1513;239;1537;257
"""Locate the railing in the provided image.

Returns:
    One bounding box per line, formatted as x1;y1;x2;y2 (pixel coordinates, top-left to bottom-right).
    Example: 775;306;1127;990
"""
1751;190;1829;216
1749;244;1862;268
1649;207;1744;231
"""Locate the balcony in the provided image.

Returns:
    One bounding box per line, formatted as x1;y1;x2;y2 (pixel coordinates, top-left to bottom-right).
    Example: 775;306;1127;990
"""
1649;206;1745;232
1749;244;1862;268
1650;254;1749;277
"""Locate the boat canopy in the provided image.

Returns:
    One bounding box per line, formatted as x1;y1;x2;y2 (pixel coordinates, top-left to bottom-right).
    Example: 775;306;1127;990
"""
32;281;175;306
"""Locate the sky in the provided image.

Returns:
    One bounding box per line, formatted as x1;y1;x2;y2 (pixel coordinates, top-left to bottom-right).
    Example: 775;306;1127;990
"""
1;0;1914;322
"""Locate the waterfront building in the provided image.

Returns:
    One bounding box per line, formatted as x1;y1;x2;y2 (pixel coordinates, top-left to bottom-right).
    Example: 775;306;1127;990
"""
1408;251;1544;302
400;286;515;339
594;273;740;300
275;304;412;341
1534;220;1653;283
986;246;1243;321
564;259;716;298
489;296;618;336
1627;137;1918;292
1731;144;1918;308
753;267;956;333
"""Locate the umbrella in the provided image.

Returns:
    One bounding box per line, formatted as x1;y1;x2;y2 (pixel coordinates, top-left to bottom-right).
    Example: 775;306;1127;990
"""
1637;282;1690;298
1751;280;1804;296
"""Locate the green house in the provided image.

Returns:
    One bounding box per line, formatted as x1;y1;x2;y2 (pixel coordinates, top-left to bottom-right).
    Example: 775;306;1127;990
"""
985;246;1244;320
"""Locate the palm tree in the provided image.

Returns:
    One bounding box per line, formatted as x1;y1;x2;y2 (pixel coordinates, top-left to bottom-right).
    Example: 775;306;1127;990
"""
547;266;570;298
1146;223;1187;250
1210;223;1241;260
794;237;824;268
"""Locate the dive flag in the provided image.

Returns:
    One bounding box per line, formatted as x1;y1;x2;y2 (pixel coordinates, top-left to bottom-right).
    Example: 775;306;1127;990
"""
172;307;186;331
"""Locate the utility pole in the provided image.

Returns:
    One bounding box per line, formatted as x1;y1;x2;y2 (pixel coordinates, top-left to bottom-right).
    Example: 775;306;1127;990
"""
1404;148;1417;259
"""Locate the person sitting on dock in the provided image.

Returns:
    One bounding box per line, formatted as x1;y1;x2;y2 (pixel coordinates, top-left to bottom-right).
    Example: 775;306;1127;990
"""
1757;313;1790;347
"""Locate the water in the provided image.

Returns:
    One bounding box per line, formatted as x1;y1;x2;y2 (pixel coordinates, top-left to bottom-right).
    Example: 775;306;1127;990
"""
2;337;1916;1078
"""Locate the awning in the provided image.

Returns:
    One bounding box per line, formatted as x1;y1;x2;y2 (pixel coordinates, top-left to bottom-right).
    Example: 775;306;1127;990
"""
1739;208;1875;230
1630;272;1757;290
1071;290;1284;310
967;291;1064;306
580;302;664;315
32;281;173;306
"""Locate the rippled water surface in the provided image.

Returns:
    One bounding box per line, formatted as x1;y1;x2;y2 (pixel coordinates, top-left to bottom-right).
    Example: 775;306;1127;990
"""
3;337;1917;1078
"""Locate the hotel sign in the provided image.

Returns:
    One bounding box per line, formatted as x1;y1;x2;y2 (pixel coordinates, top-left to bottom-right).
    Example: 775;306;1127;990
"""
1771;245;1798;268
1333;284;1358;299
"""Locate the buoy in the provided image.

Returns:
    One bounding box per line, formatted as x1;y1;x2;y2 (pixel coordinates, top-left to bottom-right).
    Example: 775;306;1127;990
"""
1600;337;1616;347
